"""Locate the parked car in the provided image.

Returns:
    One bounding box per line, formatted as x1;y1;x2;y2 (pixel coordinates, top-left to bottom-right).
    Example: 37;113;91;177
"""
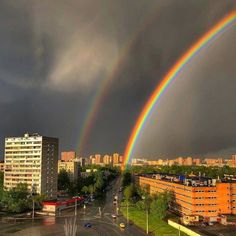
119;223;125;228
84;222;92;228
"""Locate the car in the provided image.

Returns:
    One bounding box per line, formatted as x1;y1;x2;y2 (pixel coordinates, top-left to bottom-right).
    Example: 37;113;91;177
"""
84;222;92;228
111;214;117;219
119;223;125;228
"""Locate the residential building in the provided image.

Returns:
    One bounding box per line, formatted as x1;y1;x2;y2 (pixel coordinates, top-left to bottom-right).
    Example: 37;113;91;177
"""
136;173;236;222
4;133;58;198
95;154;103;164
113;153;120;165
61;151;76;162
103;155;112;165
58;160;79;182
0;161;4;171
185;157;193;166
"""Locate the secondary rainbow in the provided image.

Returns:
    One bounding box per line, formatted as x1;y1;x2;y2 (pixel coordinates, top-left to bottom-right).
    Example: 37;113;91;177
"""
123;11;236;169
77;6;165;155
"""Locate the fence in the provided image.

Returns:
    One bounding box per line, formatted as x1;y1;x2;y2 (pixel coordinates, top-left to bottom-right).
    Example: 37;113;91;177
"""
168;220;201;236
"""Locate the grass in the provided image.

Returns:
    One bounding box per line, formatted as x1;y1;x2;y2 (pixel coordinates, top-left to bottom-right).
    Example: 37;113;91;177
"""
120;204;187;236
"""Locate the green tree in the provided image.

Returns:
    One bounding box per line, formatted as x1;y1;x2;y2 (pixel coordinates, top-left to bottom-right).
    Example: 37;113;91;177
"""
88;185;96;195
58;169;71;190
94;172;105;190
122;171;132;187
81;186;88;193
124;184;136;202
150;191;172;219
2;183;31;213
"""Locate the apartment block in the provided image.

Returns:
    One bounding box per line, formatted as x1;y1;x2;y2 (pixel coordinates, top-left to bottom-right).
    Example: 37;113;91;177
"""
58;160;79;182
136;173;236;221
4;133;58;198
0;161;4;172
61;151;76;162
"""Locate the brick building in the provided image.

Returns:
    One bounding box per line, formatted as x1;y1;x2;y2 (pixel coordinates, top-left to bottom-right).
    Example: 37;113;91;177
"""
136;173;236;221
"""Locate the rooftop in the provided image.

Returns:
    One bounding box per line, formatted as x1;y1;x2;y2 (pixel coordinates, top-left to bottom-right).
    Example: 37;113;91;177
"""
137;173;236;187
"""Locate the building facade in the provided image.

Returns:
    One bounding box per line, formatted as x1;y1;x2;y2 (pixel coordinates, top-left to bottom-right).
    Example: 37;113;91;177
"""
4;133;58;198
136;174;236;220
0;161;4;172
61;151;76;162
58;160;79;182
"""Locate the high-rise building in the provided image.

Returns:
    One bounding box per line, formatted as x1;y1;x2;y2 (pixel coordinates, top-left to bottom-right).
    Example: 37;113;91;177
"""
95;154;103;164
103;155;112;165
113;153;120;165
4;133;58;198
0;161;4;172
185;157;193;166
176;157;184;166
61;151;76;162
232;155;236;166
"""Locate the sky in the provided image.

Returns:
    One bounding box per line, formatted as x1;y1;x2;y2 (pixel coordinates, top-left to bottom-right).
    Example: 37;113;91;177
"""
0;0;235;159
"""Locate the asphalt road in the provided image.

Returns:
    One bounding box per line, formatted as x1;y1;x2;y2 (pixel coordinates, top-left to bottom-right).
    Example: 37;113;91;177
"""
0;176;147;236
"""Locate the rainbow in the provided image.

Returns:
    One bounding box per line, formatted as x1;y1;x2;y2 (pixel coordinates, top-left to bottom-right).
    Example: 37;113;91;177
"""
123;11;236;169
77;6;166;156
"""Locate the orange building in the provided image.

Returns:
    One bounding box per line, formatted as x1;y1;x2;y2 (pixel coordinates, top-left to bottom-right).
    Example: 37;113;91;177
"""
136;174;236;221
95;154;103;164
61;151;76;161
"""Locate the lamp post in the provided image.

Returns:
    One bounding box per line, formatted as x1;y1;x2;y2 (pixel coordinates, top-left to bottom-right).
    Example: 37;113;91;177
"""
126;201;129;224
142;196;149;235
74;198;77;216
32;199;35;220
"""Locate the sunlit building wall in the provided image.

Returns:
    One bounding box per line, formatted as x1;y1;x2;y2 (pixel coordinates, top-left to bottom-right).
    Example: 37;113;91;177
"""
4;133;58;198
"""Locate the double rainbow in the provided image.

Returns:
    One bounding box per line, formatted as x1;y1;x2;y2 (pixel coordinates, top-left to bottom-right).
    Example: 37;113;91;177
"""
123;11;236;169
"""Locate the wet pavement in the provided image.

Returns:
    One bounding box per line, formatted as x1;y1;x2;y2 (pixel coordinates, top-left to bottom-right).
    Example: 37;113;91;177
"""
0;177;147;236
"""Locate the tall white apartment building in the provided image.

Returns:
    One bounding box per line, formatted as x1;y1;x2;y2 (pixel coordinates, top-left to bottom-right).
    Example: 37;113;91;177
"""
4;133;58;198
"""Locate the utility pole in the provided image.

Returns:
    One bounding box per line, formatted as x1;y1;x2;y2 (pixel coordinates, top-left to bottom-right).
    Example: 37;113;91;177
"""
146;209;149;234
75;198;77;216
126;202;129;224
32;199;35;220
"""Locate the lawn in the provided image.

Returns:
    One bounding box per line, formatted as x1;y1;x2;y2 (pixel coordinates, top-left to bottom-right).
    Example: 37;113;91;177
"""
120;204;187;236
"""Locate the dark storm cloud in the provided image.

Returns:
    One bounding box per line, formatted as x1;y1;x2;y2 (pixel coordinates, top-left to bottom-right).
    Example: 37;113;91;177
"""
0;0;235;158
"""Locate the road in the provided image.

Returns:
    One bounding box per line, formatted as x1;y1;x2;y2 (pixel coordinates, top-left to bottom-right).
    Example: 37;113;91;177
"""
0;176;147;236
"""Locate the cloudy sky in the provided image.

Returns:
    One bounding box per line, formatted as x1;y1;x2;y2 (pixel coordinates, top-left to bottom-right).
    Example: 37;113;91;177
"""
0;0;235;159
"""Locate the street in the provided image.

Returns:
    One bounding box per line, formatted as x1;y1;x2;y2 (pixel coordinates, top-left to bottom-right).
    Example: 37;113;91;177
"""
0;176;147;236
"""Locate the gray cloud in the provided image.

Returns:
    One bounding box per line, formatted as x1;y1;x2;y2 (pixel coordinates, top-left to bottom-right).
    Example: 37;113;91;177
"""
0;0;235;158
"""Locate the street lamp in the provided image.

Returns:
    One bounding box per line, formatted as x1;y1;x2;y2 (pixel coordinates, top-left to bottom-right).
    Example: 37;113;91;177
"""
126;201;129;225
142;196;149;235
74;198;77;216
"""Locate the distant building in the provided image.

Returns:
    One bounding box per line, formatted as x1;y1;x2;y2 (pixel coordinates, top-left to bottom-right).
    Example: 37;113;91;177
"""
58;160;79;182
193;158;201;165
185;157;193;166
113;153;120;165
61;151;76;162
103;155;112;165
95;154;103;164
4;133;58;198
232;155;236;166
176;157;184;166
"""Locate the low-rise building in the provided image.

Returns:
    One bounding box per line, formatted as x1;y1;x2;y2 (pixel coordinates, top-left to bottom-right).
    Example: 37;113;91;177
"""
136;173;236;222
